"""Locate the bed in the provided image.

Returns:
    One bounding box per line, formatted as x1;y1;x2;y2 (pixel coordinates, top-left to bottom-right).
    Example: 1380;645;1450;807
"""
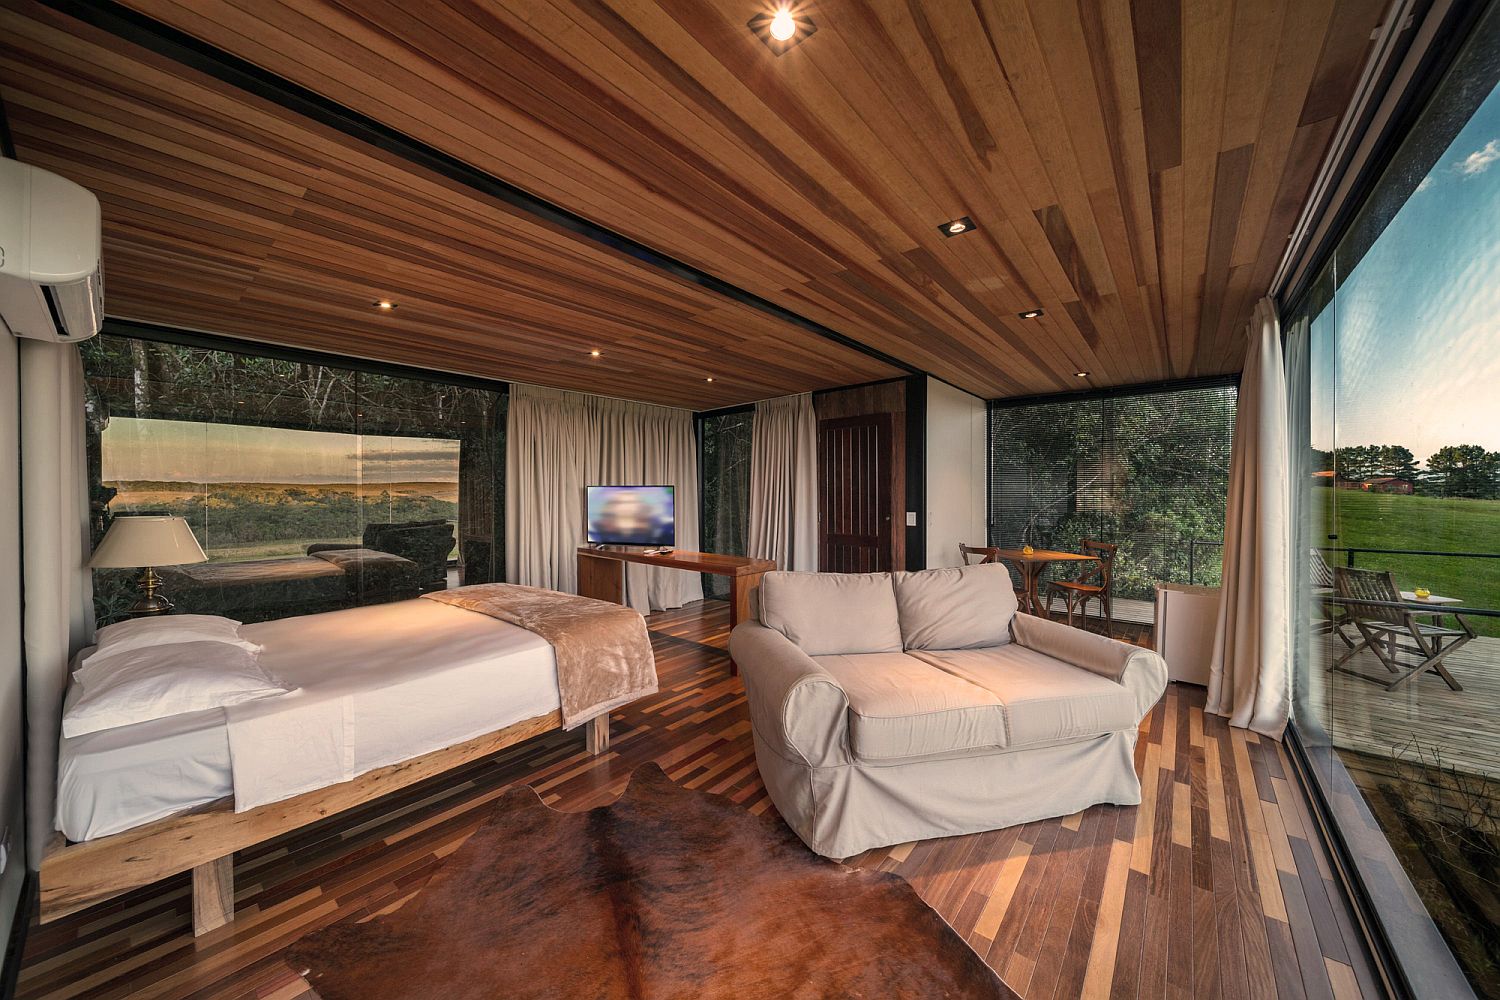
43;589;647;934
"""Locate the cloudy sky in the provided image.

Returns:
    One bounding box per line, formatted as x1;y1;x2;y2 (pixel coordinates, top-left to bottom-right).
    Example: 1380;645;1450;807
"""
1309;73;1500;464
102;417;459;484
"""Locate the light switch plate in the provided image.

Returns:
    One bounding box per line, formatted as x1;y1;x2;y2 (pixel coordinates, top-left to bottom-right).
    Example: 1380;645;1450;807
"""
905;511;917;527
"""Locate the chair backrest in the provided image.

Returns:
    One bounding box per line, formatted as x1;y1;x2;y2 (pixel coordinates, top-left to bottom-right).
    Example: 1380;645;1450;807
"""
1310;548;1335;588
1332;566;1402;622
958;543;1000;566
1075;539;1117;587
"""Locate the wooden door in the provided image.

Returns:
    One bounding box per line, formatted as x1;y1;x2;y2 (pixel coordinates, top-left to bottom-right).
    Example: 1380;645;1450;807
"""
818;413;893;572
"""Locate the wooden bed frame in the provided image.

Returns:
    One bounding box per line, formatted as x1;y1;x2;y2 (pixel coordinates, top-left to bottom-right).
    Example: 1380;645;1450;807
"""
40;709;610;936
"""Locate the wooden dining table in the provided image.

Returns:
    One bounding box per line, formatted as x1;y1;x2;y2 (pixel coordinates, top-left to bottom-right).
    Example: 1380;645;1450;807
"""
988;547;1100;616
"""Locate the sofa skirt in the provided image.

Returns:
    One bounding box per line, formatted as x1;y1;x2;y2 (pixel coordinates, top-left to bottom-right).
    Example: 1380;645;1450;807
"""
753;728;1142;859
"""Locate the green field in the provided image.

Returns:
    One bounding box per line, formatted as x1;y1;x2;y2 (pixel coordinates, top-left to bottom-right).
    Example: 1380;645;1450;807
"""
1320;490;1500;637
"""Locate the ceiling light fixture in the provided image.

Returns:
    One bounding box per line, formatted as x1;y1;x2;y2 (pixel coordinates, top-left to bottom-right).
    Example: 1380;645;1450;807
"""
748;6;816;53
939;216;977;238
705;376;715;382
1018;308;1044;319
1075;371;1090;378
373;299;396;311
589;349;602;357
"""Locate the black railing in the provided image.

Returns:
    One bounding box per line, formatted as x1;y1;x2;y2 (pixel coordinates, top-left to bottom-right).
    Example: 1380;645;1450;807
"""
1322;545;1500;567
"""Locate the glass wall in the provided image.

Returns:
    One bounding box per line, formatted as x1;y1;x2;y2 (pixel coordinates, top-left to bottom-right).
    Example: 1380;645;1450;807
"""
83;334;506;625
987;382;1238;616
1285;5;1500;992
698;409;754;599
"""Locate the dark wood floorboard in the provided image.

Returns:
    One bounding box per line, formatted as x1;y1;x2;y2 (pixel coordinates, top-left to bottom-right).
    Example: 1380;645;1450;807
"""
17;601;1377;998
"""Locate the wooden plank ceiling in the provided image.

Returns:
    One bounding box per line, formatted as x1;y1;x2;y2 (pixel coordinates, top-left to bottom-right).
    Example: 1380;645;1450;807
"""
1;0;1386;406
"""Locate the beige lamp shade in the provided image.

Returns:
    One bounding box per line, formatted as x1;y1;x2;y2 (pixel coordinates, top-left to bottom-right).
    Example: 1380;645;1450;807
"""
89;515;208;569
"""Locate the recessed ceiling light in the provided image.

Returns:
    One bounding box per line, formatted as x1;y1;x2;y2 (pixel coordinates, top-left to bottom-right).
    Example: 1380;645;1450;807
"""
748;7;816;53
939;216;977;238
1018;308;1044;319
1075;371;1090;378
705;376;715;382
373;300;396;311
589;349;601;357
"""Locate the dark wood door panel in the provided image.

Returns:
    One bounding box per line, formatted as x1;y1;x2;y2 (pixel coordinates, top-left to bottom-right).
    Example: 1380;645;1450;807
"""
818;413;892;573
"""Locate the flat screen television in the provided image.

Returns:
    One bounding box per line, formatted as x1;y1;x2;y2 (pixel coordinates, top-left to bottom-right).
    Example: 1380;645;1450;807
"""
585;485;675;547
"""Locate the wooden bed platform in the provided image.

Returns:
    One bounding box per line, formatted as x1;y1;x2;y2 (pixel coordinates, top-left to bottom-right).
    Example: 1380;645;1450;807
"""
40;708;609;935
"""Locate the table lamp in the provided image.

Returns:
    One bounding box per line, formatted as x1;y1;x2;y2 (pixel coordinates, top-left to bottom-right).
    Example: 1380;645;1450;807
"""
89;515;208;615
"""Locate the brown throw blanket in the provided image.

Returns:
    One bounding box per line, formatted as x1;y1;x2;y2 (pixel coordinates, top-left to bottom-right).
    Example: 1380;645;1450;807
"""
422;583;656;729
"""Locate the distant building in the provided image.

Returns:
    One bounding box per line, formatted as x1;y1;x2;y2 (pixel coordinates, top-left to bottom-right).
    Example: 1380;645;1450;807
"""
1311;470;1364;490
1363;477;1415;494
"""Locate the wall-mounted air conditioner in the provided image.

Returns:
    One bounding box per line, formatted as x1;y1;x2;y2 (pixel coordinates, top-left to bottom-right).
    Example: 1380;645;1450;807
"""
0;158;103;342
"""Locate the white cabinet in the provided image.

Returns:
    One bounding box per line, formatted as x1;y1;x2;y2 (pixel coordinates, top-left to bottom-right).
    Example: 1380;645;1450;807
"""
1153;583;1220;686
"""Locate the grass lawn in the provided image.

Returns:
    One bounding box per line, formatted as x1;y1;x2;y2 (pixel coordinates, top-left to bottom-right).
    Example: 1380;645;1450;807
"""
1320;490;1500;637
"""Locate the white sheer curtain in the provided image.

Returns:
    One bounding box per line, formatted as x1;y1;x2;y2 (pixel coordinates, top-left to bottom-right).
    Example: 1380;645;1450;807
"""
1208;298;1291;739
747;392;818;571
19;341;94;865
505;384;702;613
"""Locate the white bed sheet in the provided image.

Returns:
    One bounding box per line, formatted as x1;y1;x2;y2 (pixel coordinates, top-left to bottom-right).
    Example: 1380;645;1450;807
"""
56;599;558;842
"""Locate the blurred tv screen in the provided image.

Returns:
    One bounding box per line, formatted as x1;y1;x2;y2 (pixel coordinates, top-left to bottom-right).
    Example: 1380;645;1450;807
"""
585;485;675;546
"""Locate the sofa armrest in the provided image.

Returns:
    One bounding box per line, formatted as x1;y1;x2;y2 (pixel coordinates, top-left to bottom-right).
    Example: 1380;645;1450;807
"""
1011;613;1168;719
729;621;851;767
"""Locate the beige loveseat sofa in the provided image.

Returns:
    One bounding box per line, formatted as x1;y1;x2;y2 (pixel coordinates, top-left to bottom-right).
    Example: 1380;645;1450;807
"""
730;563;1168;859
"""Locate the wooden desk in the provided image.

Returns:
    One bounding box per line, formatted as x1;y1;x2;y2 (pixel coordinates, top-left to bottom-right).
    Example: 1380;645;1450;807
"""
576;547;775;674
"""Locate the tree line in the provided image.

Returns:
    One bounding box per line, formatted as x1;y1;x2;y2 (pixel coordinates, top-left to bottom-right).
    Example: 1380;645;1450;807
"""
1313;444;1500;499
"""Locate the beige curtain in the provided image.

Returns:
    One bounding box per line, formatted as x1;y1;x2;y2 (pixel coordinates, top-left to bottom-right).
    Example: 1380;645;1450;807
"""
1208;298;1290;739
19;341;94;865
505;384;702;613
747;393;818;571
1;333;25;925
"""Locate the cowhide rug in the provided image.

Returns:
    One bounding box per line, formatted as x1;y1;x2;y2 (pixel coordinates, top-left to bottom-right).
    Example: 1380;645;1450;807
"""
285;763;1016;999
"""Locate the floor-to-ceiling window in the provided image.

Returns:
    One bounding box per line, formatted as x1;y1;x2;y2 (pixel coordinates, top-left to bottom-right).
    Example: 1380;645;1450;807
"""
698;407;753;599
82;331;506;624
1286;5;1500;992
987;381;1238;621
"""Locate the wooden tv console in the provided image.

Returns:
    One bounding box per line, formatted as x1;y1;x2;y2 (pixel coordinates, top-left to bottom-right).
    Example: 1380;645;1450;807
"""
576;547;774;674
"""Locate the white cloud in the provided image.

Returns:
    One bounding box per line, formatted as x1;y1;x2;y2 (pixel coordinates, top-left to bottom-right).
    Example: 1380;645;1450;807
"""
1415;176;1434;192
1457;138;1500;175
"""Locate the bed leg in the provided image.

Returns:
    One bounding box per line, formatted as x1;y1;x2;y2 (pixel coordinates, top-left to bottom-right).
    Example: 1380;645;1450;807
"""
192;855;234;937
585;714;609;755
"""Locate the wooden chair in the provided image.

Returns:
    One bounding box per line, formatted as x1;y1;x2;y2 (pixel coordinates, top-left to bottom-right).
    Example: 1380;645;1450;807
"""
1309;548;1353;648
959;543;1026;607
1043;540;1116;635
1331;566;1472;691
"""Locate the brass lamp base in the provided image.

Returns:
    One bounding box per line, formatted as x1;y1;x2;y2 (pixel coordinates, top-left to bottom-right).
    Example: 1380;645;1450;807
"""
128;566;175;616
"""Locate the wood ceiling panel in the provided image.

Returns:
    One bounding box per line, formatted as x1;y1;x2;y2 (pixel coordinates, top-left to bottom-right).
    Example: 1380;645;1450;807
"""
2;0;1388;401
0;3;901;408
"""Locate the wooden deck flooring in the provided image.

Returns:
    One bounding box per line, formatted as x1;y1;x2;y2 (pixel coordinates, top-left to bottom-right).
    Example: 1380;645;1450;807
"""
17;601;1379;999
1309;634;1500;781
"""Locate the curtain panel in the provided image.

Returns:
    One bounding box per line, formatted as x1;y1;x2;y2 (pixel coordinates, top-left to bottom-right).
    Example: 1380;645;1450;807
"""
1208;298;1291;738
20;341;95;865
505;384;702;613
747;393;818;572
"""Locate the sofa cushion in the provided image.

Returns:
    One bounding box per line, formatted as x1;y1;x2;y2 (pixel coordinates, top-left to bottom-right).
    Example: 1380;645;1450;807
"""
912;647;1139;747
892;563;1017;650
814;652;1008;761
760;571;902;656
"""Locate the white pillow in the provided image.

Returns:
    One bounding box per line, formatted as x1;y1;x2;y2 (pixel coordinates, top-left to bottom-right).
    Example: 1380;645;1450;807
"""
80;614;262;673
63;641;292;738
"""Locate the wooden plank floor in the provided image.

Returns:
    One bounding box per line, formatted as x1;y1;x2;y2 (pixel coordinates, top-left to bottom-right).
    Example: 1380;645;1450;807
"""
17;602;1379;999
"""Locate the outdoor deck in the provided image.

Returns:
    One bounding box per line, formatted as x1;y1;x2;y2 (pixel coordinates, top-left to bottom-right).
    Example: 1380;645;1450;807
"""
1309;634;1500;781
